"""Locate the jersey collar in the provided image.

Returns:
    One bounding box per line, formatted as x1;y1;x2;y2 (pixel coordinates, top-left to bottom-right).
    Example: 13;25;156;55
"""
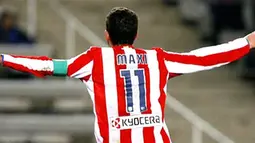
113;44;134;49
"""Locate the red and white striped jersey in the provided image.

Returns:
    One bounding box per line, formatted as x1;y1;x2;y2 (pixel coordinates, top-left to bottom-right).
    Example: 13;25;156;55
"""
1;38;250;143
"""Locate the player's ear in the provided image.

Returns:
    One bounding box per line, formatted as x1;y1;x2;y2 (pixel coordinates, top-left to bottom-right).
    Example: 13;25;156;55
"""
135;34;138;40
105;30;110;41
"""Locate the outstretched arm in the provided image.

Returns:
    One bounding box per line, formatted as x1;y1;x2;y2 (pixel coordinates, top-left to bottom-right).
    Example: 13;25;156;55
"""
0;48;94;79
160;32;255;75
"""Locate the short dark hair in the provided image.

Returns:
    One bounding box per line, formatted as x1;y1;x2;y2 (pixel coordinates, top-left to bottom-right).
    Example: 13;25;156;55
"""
106;7;138;45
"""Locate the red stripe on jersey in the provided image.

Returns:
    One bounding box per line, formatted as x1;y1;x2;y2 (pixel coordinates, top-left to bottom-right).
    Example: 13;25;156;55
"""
135;48;155;143
67;48;93;77
156;48;172;142
113;48;132;143
93;48;109;143
168;73;182;79
161;128;171;143
8;55;53;77
163;45;249;66
4;61;52;77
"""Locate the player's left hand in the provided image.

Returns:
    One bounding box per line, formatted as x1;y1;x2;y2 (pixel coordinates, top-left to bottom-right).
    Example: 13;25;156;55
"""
246;32;255;48
0;55;2;64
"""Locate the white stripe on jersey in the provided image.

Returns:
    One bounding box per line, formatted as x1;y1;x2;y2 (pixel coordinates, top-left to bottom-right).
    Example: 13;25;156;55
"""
70;61;94;78
123;47;144;143
187;38;248;56
165;61;227;74
146;50;164;143
68;48;90;64
3;54;53;71
102;48;120;143
84;79;103;143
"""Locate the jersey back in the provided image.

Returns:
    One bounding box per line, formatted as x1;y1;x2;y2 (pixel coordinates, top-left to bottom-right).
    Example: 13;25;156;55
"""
84;46;172;143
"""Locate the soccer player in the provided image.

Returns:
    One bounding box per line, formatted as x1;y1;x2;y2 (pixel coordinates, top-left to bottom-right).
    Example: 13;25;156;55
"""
0;7;255;143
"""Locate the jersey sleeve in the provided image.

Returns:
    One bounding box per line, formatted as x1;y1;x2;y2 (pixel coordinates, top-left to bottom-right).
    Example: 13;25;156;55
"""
66;48;94;79
159;38;250;75
1;47;94;78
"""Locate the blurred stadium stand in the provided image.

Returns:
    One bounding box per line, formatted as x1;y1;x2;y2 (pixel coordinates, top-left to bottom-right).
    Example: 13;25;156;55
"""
0;0;95;143
177;0;255;78
178;0;254;41
0;45;95;142
162;0;178;5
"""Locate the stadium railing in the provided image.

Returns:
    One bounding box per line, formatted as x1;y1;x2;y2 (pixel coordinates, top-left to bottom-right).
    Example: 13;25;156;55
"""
27;0;37;37
48;1;235;143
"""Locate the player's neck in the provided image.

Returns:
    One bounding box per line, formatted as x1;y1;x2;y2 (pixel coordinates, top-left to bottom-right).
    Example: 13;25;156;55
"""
108;40;134;48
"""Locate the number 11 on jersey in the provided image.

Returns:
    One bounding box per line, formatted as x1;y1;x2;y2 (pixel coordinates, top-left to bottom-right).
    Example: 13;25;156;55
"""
120;69;147;113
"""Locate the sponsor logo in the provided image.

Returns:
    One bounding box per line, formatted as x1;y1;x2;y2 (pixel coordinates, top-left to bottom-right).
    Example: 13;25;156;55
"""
110;114;162;130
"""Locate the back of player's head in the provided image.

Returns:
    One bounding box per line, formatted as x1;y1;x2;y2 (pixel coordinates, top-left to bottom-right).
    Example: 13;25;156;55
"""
106;7;138;45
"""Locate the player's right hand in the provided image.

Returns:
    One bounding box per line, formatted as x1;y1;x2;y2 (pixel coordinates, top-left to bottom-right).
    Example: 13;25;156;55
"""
0;55;2;64
246;32;255;48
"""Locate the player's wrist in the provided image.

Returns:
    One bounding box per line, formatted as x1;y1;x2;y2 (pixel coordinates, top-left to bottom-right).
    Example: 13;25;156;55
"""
245;37;251;48
245;32;255;49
